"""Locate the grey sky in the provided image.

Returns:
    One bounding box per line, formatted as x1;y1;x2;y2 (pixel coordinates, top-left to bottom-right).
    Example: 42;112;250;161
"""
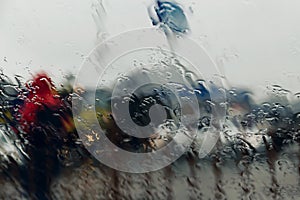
1;0;300;100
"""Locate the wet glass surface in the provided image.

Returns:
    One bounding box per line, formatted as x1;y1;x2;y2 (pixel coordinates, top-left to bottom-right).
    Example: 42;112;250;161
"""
1;0;300;199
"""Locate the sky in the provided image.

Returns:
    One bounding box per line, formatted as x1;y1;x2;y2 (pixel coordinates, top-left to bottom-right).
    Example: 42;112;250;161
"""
1;0;300;100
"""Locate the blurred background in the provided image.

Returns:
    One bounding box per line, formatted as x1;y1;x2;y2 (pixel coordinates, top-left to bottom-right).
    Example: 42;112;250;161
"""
1;0;300;199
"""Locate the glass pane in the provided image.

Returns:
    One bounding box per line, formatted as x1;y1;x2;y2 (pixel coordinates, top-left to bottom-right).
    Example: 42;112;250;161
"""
1;0;300;199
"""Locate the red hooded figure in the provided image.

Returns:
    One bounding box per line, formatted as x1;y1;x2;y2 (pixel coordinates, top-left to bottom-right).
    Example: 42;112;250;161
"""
18;73;74;134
